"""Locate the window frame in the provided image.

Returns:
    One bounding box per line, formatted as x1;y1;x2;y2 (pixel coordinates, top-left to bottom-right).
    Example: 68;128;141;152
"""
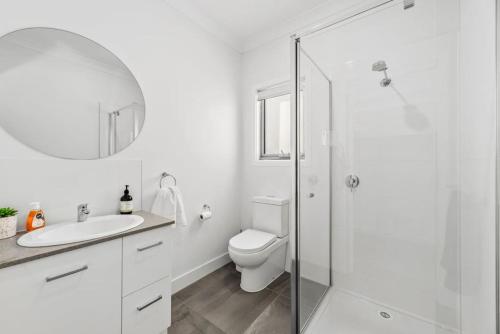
258;94;292;161
254;80;308;165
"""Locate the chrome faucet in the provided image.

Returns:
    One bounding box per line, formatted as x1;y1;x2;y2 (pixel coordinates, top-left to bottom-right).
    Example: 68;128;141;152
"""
77;203;90;222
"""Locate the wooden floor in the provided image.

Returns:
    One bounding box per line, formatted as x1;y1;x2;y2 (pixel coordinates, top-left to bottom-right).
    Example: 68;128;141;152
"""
170;262;291;334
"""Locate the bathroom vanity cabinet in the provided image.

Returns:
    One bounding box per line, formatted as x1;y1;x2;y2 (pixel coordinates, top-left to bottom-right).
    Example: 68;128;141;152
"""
122;227;172;334
0;215;172;334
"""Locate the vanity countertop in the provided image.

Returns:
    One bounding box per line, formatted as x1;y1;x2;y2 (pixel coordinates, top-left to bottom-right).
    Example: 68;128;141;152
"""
0;211;174;269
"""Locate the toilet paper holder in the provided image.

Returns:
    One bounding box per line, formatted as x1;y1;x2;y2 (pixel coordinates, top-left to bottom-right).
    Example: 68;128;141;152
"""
199;204;212;221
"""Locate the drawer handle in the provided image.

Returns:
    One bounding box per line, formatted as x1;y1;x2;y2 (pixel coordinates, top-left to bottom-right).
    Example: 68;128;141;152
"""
46;265;88;282
137;241;163;252
137;295;163;311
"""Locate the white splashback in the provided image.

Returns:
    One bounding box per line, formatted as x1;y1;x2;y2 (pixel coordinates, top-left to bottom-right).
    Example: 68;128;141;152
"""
0;159;141;231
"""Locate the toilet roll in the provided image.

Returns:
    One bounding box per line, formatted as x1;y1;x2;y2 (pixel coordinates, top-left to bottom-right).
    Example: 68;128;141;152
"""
199;211;212;221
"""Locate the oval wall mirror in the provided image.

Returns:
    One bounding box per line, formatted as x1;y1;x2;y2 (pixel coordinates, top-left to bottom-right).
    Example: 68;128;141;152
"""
0;27;145;159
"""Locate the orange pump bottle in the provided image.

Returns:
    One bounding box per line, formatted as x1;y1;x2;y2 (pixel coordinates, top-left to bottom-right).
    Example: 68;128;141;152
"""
26;202;46;231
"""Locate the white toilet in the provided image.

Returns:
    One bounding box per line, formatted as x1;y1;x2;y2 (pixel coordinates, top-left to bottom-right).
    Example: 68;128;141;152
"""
228;196;289;292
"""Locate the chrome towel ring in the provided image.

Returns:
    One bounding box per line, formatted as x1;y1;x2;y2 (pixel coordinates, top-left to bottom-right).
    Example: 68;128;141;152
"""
160;172;177;188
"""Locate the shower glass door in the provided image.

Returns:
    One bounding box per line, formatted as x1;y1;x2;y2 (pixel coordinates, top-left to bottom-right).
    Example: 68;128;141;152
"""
292;1;468;333
294;44;333;330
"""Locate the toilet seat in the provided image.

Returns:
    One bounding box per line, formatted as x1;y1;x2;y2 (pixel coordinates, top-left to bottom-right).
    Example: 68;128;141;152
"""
229;229;276;254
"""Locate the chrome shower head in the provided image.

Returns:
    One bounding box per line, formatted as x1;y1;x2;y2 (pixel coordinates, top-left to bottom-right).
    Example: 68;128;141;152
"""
372;60;388;72
404;0;415;10
372;60;392;87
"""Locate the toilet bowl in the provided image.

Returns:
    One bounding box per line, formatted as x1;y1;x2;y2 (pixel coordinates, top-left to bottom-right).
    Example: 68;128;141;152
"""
229;229;288;292
228;196;289;292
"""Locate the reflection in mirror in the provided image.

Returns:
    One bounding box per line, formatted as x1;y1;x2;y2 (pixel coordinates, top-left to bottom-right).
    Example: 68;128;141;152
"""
0;27;145;159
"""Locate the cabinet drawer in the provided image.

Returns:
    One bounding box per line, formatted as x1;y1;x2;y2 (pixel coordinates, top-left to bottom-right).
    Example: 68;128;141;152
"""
122;276;171;334
122;226;171;296
0;240;122;334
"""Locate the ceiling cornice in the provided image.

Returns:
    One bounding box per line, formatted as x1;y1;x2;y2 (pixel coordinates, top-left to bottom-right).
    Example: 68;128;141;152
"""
163;0;244;53
162;0;384;54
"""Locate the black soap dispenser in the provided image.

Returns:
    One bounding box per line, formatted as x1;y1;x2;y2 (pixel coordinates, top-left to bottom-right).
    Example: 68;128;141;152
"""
120;185;133;215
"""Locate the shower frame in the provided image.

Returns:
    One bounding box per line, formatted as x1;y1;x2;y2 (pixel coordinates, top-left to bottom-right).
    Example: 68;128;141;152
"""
496;1;500;333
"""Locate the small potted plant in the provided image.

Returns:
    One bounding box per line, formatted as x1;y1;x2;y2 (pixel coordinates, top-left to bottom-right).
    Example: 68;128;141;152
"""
0;207;18;239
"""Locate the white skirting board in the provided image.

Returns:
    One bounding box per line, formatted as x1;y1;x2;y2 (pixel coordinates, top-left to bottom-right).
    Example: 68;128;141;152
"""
171;252;232;294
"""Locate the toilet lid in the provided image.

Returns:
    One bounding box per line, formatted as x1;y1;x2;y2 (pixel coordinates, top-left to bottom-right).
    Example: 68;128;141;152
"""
229;229;276;254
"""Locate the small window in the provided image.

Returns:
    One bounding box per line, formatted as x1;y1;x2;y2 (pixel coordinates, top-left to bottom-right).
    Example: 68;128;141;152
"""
257;83;304;161
259;94;291;160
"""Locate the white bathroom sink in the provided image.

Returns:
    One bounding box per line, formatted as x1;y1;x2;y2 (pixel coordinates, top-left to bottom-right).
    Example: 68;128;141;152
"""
17;215;144;247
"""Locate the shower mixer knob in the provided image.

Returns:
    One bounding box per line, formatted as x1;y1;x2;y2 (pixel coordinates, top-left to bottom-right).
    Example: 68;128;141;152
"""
345;174;360;191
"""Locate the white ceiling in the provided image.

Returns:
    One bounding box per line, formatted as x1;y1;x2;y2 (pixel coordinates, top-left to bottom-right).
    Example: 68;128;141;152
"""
182;0;328;39
164;0;335;51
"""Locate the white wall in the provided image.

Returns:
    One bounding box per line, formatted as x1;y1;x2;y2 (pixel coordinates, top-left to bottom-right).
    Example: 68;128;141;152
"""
459;0;497;332
240;38;292;230
0;0;242;285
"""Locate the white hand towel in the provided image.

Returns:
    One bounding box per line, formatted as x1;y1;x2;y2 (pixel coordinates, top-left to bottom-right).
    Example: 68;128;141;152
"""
168;185;188;226
151;186;188;226
151;188;175;221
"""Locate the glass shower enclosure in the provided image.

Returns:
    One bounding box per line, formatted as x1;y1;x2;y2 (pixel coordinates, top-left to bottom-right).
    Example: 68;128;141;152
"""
290;0;498;333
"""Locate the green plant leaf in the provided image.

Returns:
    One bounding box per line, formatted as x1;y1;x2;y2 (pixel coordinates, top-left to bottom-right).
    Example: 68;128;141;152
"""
0;207;18;218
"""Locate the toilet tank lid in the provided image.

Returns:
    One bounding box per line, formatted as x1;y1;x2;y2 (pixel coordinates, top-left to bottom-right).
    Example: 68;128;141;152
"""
253;196;289;205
